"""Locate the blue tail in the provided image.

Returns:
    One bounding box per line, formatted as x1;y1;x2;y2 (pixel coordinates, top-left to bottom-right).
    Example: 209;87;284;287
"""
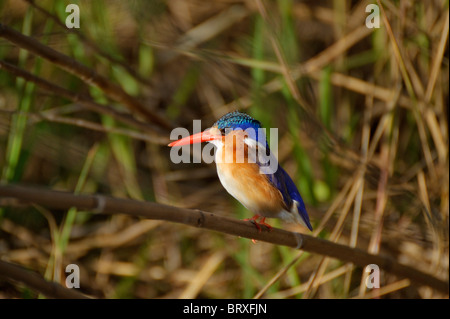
268;164;313;231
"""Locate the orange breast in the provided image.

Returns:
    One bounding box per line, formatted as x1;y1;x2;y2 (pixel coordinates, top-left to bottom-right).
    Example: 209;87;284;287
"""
215;130;285;216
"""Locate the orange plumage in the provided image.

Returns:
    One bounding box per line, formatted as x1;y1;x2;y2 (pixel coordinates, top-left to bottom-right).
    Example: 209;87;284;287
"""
215;130;286;218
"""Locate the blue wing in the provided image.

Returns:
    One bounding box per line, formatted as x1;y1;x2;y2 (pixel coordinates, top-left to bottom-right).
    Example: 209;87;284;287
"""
271;165;313;231
247;136;313;231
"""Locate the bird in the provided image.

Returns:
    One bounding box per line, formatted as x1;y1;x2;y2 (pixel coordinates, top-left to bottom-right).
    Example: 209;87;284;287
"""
168;111;313;232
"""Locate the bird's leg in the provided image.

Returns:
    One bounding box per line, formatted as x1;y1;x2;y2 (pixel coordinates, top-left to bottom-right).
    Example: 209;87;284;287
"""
258;217;273;232
243;215;272;232
243;215;262;232
243;215;273;244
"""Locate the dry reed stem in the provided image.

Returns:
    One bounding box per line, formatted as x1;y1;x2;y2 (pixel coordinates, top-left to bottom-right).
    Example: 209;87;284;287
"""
1;184;447;294
253;250;305;299
255;0;311;112
22;0;150;85
168;5;248;64
0;23;170;129
353;279;411;299
217;25;373;114
425;10;449;103
0;60;169;144
178;251;225;299
269;264;350;298
377;1;438;184
0;260;90;299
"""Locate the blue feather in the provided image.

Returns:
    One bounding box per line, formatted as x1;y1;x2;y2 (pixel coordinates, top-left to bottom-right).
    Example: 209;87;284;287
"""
215;111;266;146
271;165;313;230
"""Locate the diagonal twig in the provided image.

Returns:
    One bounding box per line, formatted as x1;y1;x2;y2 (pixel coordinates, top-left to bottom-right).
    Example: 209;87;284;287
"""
0;184;448;294
0;259;91;299
0;59;169;145
0;23;171;129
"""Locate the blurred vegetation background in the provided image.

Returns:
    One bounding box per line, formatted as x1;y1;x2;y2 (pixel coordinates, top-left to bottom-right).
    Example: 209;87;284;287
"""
0;0;448;298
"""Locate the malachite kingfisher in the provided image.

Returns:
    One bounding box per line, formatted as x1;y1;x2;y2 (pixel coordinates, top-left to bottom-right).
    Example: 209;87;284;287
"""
168;111;313;231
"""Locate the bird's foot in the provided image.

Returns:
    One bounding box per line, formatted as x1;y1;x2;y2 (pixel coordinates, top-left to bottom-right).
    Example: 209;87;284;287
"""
243;215;262;232
243;215;273;244
243;215;273;233
257;217;273;231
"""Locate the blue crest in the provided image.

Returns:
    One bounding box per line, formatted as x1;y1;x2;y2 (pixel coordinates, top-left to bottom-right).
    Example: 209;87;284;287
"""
215;111;265;144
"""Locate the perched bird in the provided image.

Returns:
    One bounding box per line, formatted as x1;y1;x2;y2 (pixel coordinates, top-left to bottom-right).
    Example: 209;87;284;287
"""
168;111;313;231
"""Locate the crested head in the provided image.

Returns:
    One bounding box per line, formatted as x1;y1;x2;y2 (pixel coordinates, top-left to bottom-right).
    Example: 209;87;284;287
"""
214;111;262;131
212;111;268;147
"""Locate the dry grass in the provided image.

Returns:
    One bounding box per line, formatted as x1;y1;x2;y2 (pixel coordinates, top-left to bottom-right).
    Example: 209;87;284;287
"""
0;0;448;299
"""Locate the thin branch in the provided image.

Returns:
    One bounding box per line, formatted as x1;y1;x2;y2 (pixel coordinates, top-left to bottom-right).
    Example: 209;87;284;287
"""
0;59;168;145
0;259;91;299
23;0;151;86
0;184;448;294
255;0;309;110
30;112;160;143
425;9;449;102
0;23;171;129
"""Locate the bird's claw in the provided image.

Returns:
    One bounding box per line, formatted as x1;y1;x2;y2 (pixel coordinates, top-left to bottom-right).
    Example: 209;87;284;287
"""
243;215;273;243
244;215;272;232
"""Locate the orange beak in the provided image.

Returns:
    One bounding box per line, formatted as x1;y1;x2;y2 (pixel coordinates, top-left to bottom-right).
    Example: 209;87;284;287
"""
168;128;222;147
